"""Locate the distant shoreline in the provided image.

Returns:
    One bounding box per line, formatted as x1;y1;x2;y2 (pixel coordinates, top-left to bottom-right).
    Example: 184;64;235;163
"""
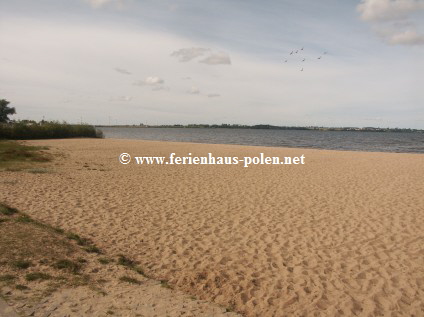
95;124;424;133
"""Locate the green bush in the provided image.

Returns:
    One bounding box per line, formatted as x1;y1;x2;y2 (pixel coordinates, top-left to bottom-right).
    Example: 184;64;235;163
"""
0;121;103;140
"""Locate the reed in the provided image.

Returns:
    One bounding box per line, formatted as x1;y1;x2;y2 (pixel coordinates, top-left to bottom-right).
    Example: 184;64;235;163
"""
0;121;103;140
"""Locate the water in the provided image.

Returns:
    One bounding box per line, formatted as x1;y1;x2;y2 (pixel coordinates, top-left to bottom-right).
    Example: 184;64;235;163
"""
98;127;424;154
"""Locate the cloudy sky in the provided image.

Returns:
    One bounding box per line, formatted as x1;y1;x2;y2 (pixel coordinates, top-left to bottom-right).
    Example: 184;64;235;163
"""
0;0;423;128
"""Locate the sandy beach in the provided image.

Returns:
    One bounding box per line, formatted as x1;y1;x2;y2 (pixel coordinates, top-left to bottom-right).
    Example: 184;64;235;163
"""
1;138;423;316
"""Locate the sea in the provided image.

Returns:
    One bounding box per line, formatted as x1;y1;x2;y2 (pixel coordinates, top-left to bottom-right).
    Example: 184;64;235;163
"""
98;127;424;154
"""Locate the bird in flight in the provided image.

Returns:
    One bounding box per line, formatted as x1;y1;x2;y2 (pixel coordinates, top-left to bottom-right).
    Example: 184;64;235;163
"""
284;59;288;62
295;50;298;53
301;47;304;50
317;56;322;59
301;67;304;71
290;51;293;55
302;58;306;62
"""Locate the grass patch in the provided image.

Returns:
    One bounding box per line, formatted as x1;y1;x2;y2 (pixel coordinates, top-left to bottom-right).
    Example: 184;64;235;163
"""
134;267;146;277
5;167;23;172
160;279;172;289
0;274;16;282
12;260;32;270
116;255;147;276
27;168;53;174
225;305;236;313
98;257;112;265
84;245;101;254
5;210;65;236
119;276;142;285
66;233;89;246
51;227;65;234
66;233;101;254
117;255;136;267
0;140;51;170
53;259;82;274
1;180;18;185
25;272;51;281
0;203;166;309
15;214;34;223
0;203;18;216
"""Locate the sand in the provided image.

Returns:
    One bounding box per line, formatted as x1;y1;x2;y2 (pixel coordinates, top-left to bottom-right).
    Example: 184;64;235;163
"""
1;138;423;316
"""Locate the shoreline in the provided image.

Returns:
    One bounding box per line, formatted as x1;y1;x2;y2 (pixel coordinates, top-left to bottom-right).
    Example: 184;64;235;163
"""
22;136;424;155
1;138;423;316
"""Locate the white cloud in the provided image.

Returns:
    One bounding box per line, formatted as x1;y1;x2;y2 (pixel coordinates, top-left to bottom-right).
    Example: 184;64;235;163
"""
357;0;424;46
171;47;231;65
187;86;200;95
171;47;210;62
134;76;164;86
110;95;132;101
386;29;424;45
152;86;170;91
199;52;231;65
84;0;125;9
357;0;424;21
114;67;131;75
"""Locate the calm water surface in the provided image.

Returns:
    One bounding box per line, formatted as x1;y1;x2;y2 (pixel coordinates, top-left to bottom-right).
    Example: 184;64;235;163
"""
98;127;424;154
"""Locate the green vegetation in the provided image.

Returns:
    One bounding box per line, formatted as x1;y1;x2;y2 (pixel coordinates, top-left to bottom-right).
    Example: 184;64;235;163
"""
0;100;102;139
12;260;32;270
15;214;35;223
53;259;82;274
0;140;51;170
84;245;102;254
0;274;16;282
27;168;53;174
117;254;147;277
0;99;15;123
226;306;235;313
0;204;18;216
64;233;102;254
98;257;113;265
66;233;90;246
0;121;103;140
0;203;157;312
119;276;142;285
117;255;136;267
134;267;146;276
160;279;172;289
25;272;52;281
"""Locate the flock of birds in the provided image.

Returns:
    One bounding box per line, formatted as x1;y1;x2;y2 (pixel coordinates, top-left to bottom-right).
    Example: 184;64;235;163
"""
284;47;328;71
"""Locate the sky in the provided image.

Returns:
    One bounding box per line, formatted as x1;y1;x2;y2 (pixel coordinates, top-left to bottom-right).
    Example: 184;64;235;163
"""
0;0;423;128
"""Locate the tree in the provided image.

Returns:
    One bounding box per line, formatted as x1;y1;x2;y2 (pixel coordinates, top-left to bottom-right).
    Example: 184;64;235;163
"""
0;99;16;123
